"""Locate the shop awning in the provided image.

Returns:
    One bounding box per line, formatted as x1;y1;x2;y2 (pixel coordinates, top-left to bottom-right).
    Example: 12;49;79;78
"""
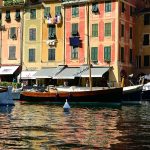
18;71;37;79
0;66;19;75
80;67;109;77
53;67;80;79
33;68;57;78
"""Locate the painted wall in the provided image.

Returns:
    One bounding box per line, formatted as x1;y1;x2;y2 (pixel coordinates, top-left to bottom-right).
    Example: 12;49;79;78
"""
1;7;22;66
23;5;43;71
42;1;64;68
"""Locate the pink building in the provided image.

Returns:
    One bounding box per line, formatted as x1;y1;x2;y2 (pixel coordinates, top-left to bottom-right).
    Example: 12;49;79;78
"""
62;0;136;87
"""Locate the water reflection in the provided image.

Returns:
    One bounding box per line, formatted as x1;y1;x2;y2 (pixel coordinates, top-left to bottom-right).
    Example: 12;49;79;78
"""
0;101;149;149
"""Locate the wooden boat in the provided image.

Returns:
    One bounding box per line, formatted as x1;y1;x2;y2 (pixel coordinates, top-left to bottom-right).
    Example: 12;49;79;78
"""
122;85;143;102
20;87;123;104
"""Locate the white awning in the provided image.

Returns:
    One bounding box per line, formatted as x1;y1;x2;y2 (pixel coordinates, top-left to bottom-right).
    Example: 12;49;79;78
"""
80;67;109;77
53;67;80;79
0;66;19;75
18;71;37;79
33;68;57;78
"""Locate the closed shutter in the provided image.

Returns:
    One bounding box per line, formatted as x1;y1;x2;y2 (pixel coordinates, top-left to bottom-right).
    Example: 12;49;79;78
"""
44;7;50;18
104;46;111;62
91;47;98;61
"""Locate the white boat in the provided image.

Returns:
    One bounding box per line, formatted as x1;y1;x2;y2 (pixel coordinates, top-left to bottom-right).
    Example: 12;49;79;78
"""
142;82;150;100
0;86;14;106
12;88;22;100
122;85;143;102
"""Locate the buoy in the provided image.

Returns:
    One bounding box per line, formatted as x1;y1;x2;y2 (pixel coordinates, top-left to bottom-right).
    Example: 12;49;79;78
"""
63;99;70;112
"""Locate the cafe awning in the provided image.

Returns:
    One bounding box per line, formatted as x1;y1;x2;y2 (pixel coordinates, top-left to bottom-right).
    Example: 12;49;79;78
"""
53;67;80;79
18;71;37;79
80;67;109;77
33;68;57;78
0;66;19;75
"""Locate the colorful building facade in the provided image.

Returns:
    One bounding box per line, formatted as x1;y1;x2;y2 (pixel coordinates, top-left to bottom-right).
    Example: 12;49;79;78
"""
0;0;24;82
62;0;136;87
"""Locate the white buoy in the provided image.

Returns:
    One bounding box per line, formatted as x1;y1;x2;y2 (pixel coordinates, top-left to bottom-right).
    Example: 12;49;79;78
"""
63;99;70;112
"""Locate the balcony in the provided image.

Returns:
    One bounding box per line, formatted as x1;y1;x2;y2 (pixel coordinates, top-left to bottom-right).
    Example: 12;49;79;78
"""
3;0;25;6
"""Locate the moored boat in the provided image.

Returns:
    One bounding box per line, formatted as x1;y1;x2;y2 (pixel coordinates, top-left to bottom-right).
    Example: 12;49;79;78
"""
20;86;123;105
0;86;14;106
122;85;143;103
141;82;150;100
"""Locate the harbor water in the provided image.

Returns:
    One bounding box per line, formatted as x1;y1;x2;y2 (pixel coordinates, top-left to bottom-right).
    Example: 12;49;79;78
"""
0;101;150;149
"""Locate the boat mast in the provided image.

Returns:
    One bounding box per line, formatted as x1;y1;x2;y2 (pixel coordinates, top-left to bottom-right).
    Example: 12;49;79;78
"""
87;2;92;91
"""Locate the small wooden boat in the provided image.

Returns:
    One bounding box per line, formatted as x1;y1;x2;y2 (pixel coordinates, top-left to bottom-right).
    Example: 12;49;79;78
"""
20;87;123;104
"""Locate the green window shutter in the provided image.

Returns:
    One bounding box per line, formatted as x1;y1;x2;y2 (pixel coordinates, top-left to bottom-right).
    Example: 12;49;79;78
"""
72;23;78;36
10;27;16;39
44;7;50;18
121;47;124;62
72;5;79;17
29;48;35;62
6;10;11;20
29;28;36;41
48;48;55;60
9;46;16;60
92;3;98;13
92;24;98;37
48;25;56;39
55;6;61;15
104;46;111;61
105;1;111;12
105;23;111;36
30;9;36;19
71;47;78;59
91;47;98;61
15;9;20;20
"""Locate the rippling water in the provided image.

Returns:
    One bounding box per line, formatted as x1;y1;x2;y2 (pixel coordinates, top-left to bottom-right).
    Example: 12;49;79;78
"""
0;101;150;150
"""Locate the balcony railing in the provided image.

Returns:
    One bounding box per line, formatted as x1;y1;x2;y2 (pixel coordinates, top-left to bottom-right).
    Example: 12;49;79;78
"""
3;0;25;6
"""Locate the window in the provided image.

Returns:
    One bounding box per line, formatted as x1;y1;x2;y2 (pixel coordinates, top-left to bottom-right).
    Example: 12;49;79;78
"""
121;47;124;62
129;49;132;63
144;55;150;66
9;46;16;60
121;24;124;37
55;6;61;15
72;23;78;36
92;3;99;13
6;10;11;21
104;46;111;62
122;2;125;13
143;34;149;45
92;24;98;37
10;27;16;39
136;55;141;68
105;23;111;36
72;5;79;17
91;47;98;62
29;28;36;41
48;25;56;39
48;48;55;61
130;6;133;16
130;27;132;39
44;7;50;18
71;47;78;59
30;9;36;19
144;14;150;25
29;48;35;62
105;1;111;12
15;9;20;21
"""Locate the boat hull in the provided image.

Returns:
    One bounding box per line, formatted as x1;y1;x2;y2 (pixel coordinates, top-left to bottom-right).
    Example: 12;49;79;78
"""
20;87;122;104
141;90;150;100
